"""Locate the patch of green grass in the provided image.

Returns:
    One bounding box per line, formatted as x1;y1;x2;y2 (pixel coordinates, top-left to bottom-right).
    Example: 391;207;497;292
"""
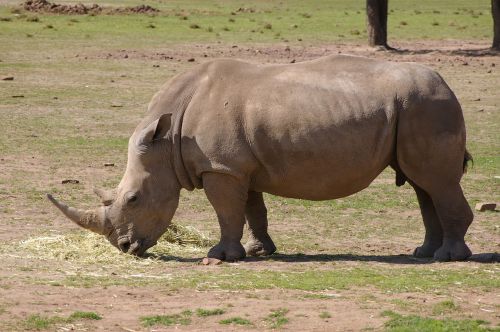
31;263;499;293
0;0;493;50
140;310;192;327
21;311;102;330
23;314;64;330
432;300;459;316
68;311;102;320
196;308;225;317
319;311;331;319
301;293;335;300
219;316;253;326
265;308;289;329
382;310;495;332
390;299;413;310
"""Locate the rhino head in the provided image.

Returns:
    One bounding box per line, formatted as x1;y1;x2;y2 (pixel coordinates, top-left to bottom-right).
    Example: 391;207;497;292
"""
48;113;181;256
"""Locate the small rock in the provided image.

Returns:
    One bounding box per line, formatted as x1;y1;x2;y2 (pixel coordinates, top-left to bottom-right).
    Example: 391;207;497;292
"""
201;257;222;265
475;203;497;212
290;59;296;63
62;179;80;184
104;163;115;167
1;76;14;81
187;58;195;62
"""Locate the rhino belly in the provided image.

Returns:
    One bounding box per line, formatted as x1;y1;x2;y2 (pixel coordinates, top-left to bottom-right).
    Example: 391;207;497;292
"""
250;113;396;200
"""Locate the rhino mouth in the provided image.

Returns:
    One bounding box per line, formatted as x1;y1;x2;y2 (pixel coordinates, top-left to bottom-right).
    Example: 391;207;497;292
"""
117;237;148;256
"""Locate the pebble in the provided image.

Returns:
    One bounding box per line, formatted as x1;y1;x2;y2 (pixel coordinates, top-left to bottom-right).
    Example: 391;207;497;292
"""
201;257;222;265
62;179;80;184
1;76;14;81
475;203;497;212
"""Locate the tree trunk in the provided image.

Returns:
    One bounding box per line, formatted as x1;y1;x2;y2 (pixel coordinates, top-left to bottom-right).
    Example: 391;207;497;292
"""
366;0;389;47
493;0;500;50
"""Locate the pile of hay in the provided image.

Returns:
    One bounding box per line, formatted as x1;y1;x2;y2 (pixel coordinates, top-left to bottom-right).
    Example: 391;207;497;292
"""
15;224;214;267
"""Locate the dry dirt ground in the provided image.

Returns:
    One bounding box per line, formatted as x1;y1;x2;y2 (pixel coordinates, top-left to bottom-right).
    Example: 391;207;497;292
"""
0;38;499;331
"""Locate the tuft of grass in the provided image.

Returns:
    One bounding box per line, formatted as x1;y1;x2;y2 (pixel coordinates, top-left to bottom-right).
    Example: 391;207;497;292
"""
432;300;459;316
22;311;102;330
219;317;252;326
266;308;289;329
140;310;192;327
23;314;65;330
26;16;39;22
382;311;494;332
319;311;331;319
196;308;225;317
68;311;102;320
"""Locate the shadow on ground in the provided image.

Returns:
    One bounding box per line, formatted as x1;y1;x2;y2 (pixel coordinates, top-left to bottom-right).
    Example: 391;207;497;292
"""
377;45;500;57
147;252;499;264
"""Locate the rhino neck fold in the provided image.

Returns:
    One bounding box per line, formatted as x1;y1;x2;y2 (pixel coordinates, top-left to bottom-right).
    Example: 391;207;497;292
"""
171;94;196;191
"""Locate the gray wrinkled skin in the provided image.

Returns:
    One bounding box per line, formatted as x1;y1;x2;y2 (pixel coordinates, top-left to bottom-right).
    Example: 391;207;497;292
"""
48;55;473;261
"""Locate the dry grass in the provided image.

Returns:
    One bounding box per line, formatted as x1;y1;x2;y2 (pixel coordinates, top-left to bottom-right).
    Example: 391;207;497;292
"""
5;224;214;269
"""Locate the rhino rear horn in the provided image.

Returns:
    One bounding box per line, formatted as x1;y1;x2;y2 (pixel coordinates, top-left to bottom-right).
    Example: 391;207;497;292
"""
93;187;115;206
47;194;107;235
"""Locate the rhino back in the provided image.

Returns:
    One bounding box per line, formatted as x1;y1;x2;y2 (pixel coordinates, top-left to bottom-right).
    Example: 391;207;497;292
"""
180;56;452;200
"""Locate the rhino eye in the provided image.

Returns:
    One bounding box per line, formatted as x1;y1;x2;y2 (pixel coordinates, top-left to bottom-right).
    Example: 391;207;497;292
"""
125;192;139;205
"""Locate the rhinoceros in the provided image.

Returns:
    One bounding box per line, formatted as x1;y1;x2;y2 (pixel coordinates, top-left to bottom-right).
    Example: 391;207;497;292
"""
48;55;474;261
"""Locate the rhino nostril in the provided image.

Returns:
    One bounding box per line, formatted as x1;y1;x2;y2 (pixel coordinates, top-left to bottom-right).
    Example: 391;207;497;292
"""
118;240;131;253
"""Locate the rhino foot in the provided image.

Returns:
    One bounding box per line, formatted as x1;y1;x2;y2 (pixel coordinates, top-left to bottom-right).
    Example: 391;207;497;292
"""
208;241;246;262
244;235;276;257
433;240;472;261
413;241;442;258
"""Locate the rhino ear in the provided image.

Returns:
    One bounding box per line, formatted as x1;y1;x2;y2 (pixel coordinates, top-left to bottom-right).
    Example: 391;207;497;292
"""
136;113;172;146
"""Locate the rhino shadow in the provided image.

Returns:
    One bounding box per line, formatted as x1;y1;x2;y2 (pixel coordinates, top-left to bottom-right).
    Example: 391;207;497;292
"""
385;46;499;57
245;252;500;264
143;252;499;264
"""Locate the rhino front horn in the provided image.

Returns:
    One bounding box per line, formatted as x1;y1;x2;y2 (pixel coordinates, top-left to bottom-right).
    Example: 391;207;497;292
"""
47;194;107;235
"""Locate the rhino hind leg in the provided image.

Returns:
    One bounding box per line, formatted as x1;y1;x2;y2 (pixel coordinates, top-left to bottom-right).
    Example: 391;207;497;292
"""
410;182;443;258
427;184;473;261
203;172;247;261
244;191;277;257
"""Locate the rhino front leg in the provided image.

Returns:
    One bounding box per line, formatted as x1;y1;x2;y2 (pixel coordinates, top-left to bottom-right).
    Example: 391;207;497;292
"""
203;172;247;261
244;191;277;256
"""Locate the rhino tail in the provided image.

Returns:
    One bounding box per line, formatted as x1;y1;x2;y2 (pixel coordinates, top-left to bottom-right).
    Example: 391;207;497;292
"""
463;148;473;174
